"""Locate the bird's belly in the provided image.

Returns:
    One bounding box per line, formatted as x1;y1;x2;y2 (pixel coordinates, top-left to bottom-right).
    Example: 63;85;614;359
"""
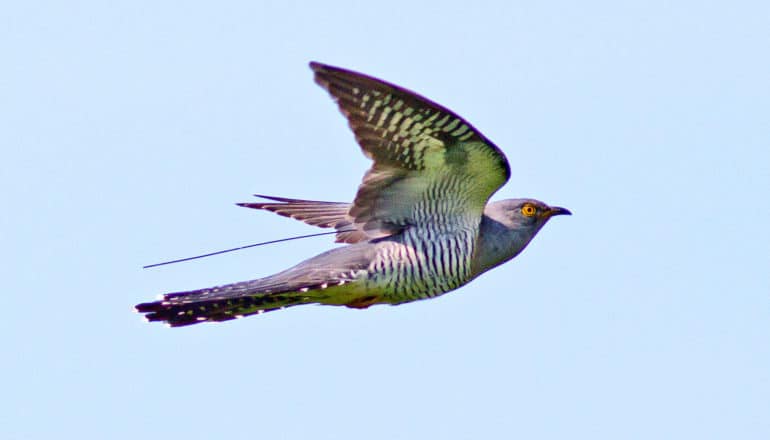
364;233;476;305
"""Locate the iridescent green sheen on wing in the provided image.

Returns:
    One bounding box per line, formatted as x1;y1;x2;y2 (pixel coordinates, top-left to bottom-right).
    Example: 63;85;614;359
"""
311;62;511;239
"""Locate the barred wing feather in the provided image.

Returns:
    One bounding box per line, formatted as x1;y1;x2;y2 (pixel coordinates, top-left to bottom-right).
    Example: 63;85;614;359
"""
311;62;511;238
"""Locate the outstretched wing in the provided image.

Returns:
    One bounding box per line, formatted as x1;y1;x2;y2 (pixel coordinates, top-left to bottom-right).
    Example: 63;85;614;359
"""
311;62;511;238
237;195;367;244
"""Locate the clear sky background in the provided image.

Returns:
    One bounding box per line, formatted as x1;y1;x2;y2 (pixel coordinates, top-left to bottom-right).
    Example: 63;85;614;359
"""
2;1;769;439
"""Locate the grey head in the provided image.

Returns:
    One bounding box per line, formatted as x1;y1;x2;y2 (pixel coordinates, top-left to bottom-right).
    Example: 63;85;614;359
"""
473;198;571;276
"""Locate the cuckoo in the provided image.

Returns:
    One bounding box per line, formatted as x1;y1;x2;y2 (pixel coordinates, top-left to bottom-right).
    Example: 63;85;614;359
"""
136;62;571;326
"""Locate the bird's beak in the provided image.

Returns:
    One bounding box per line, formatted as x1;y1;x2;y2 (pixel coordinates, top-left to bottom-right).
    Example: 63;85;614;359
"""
546;206;572;217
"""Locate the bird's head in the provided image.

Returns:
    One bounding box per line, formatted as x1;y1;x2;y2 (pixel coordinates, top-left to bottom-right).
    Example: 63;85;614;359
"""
486;198;571;234
474;198;571;274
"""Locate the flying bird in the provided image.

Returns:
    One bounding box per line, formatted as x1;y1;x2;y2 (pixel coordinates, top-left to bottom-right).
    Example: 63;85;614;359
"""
135;62;571;326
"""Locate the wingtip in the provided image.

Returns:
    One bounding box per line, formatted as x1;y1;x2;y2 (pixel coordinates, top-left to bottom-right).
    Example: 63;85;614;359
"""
251;194;292;202
237;202;265;210
309;62;357;79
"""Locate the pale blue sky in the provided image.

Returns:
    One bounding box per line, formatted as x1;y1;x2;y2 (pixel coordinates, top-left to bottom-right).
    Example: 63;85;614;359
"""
2;1;769;439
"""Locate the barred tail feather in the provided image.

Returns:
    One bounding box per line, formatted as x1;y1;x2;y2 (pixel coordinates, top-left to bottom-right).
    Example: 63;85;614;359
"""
137;242;376;326
135;291;312;327
134;275;324;327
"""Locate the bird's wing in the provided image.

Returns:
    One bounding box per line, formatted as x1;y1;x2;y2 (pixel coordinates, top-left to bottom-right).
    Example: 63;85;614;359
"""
237;195;367;243
311;62;511;238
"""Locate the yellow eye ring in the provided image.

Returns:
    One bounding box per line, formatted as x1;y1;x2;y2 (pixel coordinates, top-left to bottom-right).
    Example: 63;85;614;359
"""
521;204;537;217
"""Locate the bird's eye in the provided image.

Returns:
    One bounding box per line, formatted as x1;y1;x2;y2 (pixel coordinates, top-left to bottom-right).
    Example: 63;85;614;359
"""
521;204;537;217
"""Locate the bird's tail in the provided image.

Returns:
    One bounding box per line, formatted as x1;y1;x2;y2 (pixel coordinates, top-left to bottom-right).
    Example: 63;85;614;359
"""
137;242;376;327
135;280;318;327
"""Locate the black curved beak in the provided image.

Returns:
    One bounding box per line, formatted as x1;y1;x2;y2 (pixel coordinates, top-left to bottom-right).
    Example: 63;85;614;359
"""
548;206;572;217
